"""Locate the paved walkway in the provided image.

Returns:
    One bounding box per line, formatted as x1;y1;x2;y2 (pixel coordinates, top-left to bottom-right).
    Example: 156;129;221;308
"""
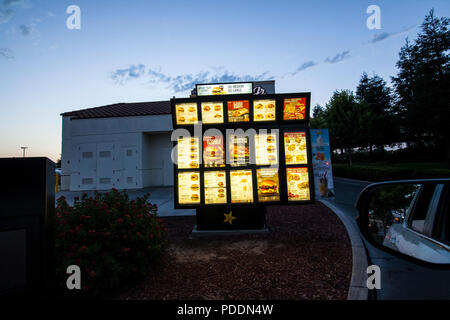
56;187;195;217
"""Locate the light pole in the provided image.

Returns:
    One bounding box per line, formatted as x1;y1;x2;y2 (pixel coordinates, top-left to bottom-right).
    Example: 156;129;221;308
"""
21;146;28;158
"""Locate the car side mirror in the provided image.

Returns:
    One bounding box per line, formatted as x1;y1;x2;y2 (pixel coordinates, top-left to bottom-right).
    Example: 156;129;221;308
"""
355;179;450;266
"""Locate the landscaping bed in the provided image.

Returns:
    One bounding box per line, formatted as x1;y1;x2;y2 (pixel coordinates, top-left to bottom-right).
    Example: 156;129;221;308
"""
119;203;352;300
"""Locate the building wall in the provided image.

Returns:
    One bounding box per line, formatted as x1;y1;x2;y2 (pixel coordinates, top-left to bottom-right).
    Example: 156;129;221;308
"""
141;132;174;187
61;114;173;191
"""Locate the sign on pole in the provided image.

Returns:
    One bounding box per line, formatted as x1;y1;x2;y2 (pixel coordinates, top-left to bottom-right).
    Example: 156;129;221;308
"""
310;129;335;198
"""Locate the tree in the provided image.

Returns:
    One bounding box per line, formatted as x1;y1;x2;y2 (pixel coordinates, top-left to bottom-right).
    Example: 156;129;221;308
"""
310;104;328;129
326;90;370;165
392;9;450;164
356;73;397;156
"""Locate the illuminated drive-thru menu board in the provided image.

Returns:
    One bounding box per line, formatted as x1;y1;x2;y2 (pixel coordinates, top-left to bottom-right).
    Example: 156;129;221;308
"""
172;84;313;208
171;83;314;230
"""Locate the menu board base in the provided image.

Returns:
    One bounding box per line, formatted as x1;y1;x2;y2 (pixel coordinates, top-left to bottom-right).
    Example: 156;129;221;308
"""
196;205;266;231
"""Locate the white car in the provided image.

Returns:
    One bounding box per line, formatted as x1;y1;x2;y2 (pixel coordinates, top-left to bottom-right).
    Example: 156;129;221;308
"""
356;179;450;265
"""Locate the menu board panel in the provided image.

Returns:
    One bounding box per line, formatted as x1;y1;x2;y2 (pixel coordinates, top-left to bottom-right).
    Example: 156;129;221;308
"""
227;100;250;122
203;135;225;168
284;132;308;165
257;168;280;202
177;136;199;169
204;171;227;204
178;171;201;204
283;98;306;120
255;133;278;165
286;167;311;201
229;135;250;167
176;102;198;125
201;102;224;124
197;83;253;96
230;170;253;203
253;99;276;122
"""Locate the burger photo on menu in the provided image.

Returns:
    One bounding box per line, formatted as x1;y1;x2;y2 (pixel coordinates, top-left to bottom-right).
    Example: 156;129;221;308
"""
201;102;224;124
286;167;311;201
178;172;201;204
204;171;227;204
203;135;225;168
212;86;224;95
227;100;250;122
177;136;199;169
176;102;198;124
255;133;278;165
253;99;276;122
257;168;280;202
229;135;250;166
283;98;306;120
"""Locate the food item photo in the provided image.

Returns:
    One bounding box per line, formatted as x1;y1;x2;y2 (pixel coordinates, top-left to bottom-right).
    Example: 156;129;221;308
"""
202;102;224;124
178;171;201;204
253;99;276;122
284;132;308;165
257;168;280;202
176;102;198;125
227;100;250;122
286;167;310;201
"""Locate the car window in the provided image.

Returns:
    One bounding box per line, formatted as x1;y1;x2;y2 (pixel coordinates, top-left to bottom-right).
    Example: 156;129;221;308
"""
423;184;444;236
408;184;443;237
435;185;450;245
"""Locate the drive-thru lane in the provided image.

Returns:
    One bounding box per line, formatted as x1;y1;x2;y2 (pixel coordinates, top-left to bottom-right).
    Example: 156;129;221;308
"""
326;177;450;300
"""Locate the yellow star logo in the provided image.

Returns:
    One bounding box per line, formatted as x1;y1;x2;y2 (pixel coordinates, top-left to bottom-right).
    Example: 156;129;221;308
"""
224;211;236;225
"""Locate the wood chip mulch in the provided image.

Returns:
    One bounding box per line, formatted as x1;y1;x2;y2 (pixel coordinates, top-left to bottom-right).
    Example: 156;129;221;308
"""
119;202;352;300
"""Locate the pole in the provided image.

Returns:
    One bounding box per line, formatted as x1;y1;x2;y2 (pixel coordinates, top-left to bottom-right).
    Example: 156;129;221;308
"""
21;146;28;157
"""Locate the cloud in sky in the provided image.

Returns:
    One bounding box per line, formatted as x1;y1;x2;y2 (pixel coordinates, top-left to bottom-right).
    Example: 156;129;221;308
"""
4;0;25;5
111;64;146;84
0;47;14;60
287;50;351;77
19;23;31;36
111;65;271;93
325;50;351;64
291;61;318;75
0;7;12;23
368;25;418;44
0;0;29;24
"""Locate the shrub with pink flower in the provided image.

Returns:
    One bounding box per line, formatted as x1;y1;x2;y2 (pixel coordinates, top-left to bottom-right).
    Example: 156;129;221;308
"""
55;189;166;294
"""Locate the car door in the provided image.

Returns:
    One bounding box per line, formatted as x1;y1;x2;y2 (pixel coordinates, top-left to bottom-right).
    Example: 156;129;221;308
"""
384;184;449;264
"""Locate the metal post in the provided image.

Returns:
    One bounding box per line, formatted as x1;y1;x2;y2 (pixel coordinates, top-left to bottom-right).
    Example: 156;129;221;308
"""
21;147;28;158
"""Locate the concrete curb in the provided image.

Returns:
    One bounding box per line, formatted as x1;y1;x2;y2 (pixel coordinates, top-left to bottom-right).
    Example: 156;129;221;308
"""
319;199;369;300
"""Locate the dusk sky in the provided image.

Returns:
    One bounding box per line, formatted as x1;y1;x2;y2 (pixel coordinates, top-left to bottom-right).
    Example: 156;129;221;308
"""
0;0;449;161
